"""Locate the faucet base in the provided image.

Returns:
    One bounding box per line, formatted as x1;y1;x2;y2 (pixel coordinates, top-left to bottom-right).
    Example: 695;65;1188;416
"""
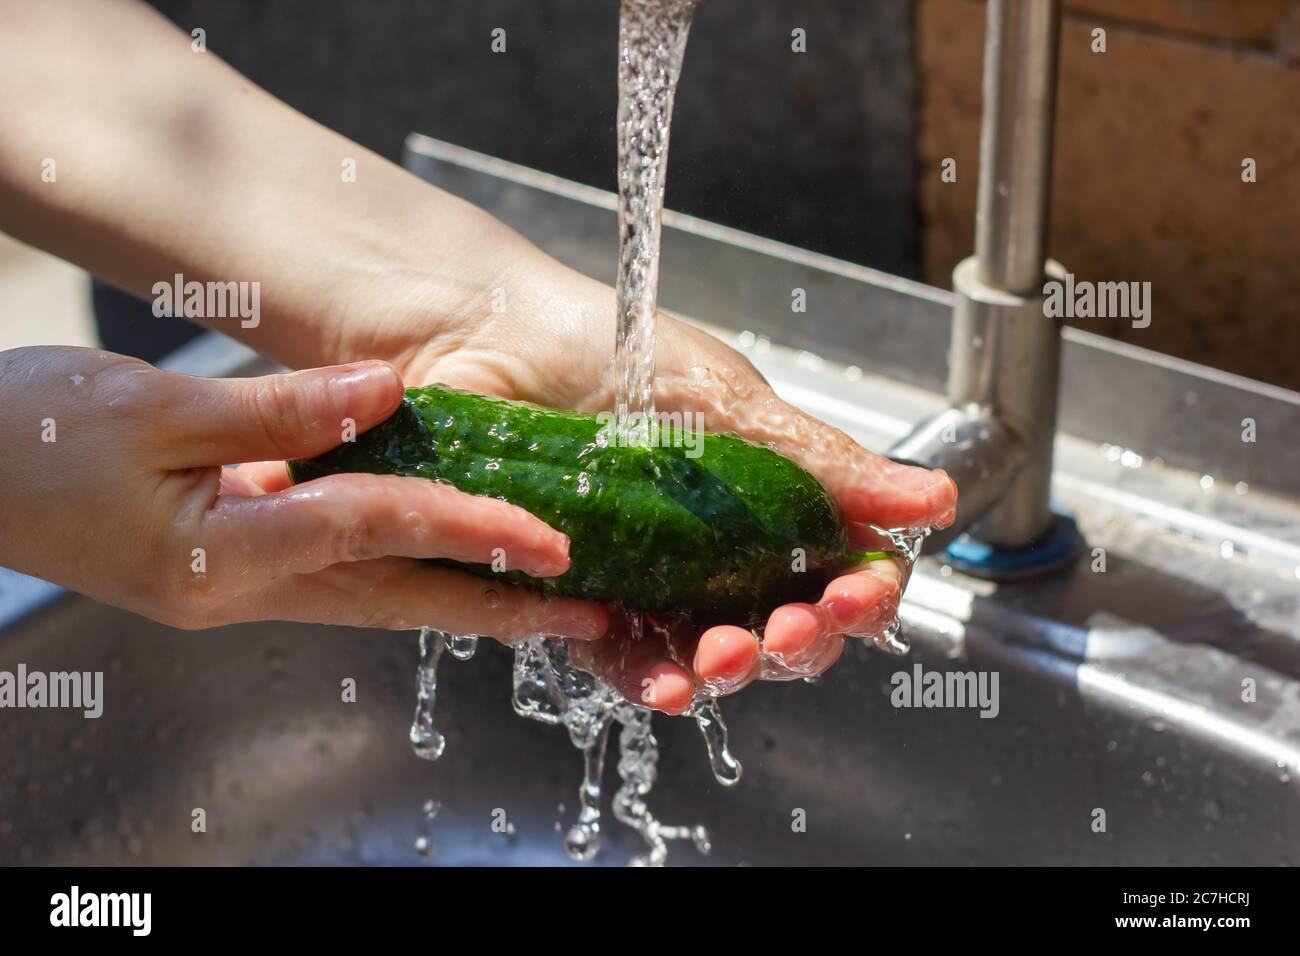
944;510;1081;581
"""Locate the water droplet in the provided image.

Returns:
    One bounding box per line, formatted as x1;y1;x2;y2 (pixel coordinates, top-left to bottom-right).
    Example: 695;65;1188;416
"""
564;823;600;861
870;617;908;655
561;698;613;860
448;634;479;660
409;628;448;761
690;696;742;786
66;373;94;398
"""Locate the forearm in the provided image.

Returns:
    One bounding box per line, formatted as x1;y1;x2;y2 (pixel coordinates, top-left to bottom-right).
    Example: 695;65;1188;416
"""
0;0;550;370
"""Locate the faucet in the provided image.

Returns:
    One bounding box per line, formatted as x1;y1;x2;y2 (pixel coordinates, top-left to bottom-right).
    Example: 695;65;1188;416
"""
890;0;1079;579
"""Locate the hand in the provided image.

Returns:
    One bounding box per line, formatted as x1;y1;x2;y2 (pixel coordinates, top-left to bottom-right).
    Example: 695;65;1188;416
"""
0;0;947;709
353;267;958;714
0;346;608;642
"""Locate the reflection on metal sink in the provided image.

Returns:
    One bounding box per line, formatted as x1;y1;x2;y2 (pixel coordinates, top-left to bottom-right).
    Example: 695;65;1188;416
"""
1;583;1295;865
1;138;1297;866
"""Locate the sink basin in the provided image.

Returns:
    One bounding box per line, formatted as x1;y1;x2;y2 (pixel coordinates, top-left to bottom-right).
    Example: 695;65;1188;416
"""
1;137;1297;866
1;578;1294;866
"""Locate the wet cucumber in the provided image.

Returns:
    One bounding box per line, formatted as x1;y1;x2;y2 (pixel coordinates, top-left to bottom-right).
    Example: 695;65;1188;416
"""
288;384;863;624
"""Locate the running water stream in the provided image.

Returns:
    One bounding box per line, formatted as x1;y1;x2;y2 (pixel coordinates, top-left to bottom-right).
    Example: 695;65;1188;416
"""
613;0;698;439
406;0;930;865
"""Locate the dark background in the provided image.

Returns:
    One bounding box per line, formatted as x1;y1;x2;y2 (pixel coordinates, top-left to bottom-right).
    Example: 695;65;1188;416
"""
151;0;919;273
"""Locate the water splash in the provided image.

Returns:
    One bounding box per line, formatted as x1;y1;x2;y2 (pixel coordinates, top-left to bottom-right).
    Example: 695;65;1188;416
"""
879;524;932;566
408;629;483;761
564;715;611;861
510;636;563;725
612;706;712;866
510;633;714;865
409;514;933;864
865;525;932;655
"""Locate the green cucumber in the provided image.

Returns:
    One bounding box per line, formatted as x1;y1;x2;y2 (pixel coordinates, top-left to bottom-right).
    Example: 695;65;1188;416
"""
288;384;875;624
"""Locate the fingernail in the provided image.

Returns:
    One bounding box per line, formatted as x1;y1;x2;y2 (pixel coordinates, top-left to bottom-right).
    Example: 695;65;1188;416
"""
888;461;953;494
649;671;694;715
522;531;571;577
328;361;401;415
762;603;823;662
820;570;899;632
520;548;570;578
822;591;865;631
695;626;759;685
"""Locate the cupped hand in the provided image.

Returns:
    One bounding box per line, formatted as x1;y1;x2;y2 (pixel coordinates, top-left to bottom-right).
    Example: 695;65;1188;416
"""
364;268;957;714
0;346;607;643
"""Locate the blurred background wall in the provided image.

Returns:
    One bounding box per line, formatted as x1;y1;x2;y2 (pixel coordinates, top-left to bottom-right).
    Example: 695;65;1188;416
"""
920;0;1300;389
144;0;919;274
3;0;1297;390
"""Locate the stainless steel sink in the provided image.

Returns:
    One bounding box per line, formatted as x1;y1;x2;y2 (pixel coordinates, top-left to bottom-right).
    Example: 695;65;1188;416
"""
1;137;1297;866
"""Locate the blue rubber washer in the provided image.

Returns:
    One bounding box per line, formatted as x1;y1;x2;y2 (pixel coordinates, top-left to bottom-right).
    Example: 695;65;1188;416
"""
945;510;1081;578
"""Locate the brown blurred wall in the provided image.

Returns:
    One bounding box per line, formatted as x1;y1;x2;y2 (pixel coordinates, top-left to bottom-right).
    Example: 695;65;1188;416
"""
918;0;1300;390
